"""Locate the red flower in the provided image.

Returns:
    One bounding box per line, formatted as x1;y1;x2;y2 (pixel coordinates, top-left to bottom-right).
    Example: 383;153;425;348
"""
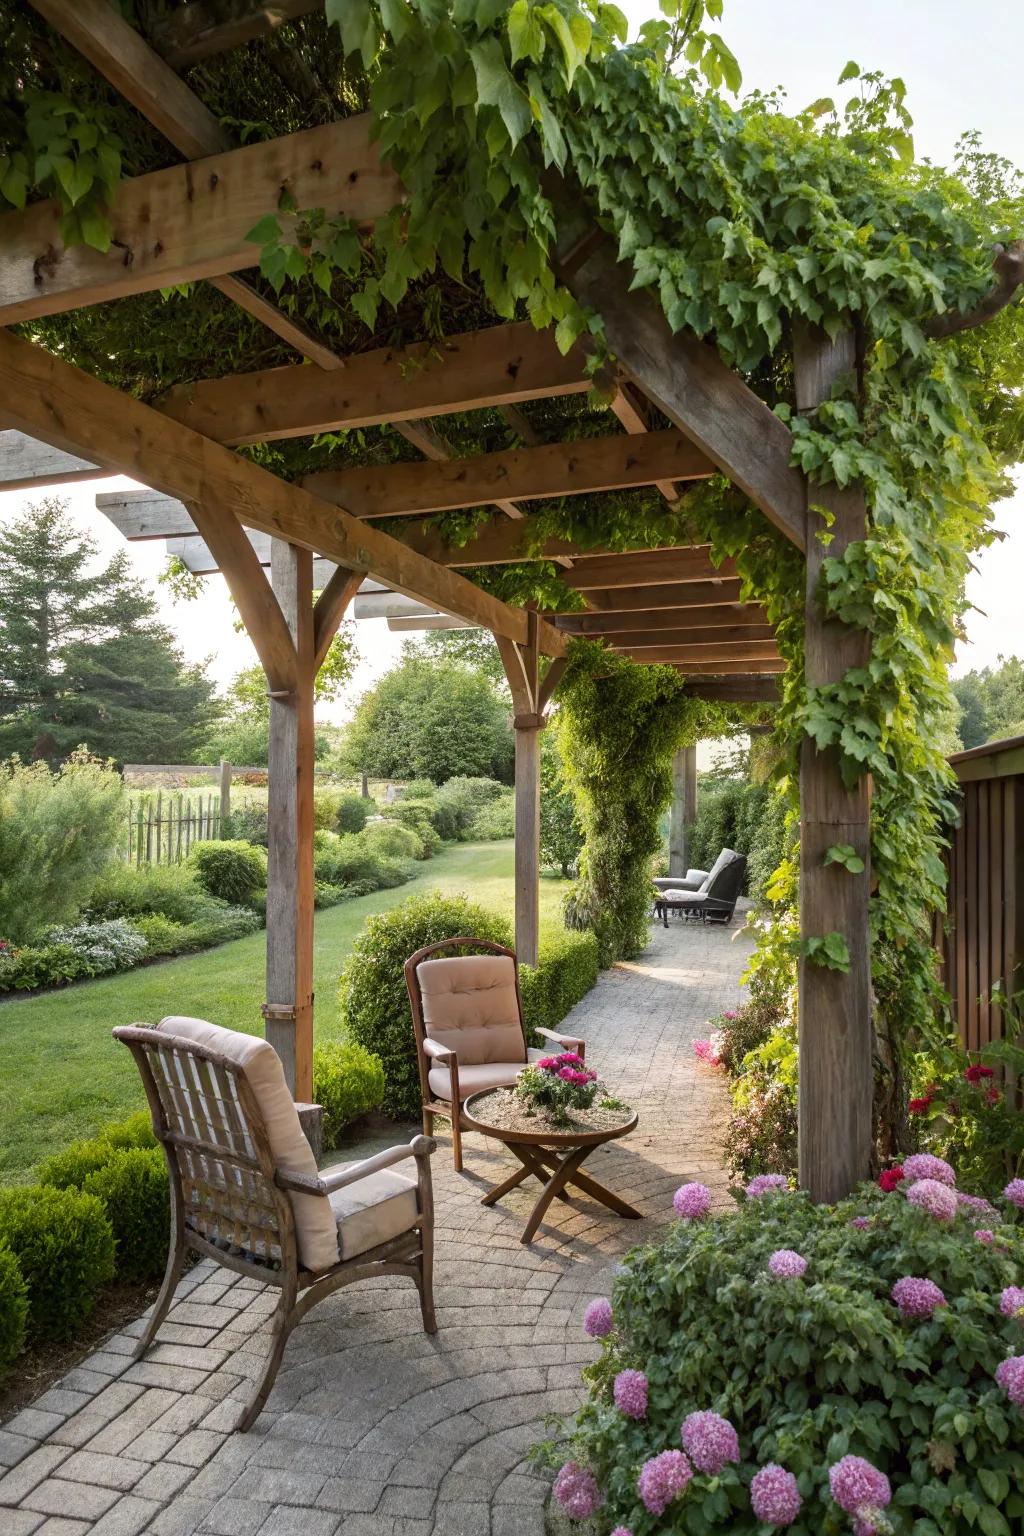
965;1064;995;1083
908;1097;932;1115
879;1166;905;1192
985;1086;1002;1106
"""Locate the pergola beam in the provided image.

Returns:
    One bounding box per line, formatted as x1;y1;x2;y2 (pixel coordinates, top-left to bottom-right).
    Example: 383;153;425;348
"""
302;429;712;518
154;0;320;66
157;322;591;445
681;676;780;703
609;641;781;664
0;117;399;326
562;549;735;590
601;623;775;648
0;429;105;490
551;579;744;613
0;328;566;656
555;603;768;634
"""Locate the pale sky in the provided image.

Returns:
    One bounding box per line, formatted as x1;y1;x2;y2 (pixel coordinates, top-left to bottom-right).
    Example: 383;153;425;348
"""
1;0;1021;719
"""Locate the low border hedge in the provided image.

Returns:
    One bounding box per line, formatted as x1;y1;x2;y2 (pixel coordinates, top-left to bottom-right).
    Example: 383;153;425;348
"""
0;1185;115;1344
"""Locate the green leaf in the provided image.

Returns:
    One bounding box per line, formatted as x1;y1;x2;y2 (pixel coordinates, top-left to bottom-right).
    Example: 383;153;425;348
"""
470;38;532;148
326;0;380;63
824;843;865;874
538;3;581;84
838;59;861;83
379;0;412;40
508;0;544;65
245;214;282;247
78;203;113;253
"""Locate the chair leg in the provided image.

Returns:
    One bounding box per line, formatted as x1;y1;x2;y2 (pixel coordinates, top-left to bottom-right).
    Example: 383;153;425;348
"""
133;1206;186;1361
417;1232;437;1335
422;1107;435;1137
237;1283;296;1432
451;1109;464;1173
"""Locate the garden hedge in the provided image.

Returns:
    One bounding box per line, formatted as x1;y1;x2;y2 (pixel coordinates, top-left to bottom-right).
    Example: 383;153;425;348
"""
313;1041;386;1150
188;839;268;905
0;1246;28;1383
0;1185;115;1343
519;930;600;1039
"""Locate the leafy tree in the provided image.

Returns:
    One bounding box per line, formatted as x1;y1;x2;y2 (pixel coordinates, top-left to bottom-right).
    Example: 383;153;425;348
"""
198;665;337;766
540;721;582;877
404;630;508;689
0;500;218;763
951;656;1024;747
343;655;513;784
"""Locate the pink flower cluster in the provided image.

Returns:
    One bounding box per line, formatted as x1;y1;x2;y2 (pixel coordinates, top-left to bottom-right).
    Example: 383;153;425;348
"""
613;1369;648;1419
674;1182;711;1220
957;1191;997;1217
905;1178;958;1222
850;1216;873;1230
768;1249;807;1280
537;1051;597;1087
750;1463;802;1526
996;1355;1024;1406
1004;1178;1024;1209
1000;1286;1024;1319
553;1461;601;1519
583;1297;613;1338
693;1039;722;1067
610;1529;633;1536
638;1450;692;1515
829;1456;892;1525
680;1411;739;1474
891;1277;946;1318
746;1174;790;1198
975;1229;995;1244
902;1153;956;1186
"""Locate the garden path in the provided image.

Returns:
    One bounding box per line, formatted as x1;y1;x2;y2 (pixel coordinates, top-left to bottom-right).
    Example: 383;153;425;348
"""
0;915;751;1536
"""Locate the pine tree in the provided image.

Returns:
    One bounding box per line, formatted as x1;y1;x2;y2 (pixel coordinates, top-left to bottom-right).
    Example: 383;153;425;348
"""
0;499;218;762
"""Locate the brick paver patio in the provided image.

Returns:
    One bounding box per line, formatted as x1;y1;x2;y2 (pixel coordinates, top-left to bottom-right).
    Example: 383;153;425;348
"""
0;916;750;1536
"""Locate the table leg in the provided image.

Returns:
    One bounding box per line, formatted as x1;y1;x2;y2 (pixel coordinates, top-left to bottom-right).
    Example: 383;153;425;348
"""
480;1143;572;1208
529;1149;643;1221
520;1146;592;1245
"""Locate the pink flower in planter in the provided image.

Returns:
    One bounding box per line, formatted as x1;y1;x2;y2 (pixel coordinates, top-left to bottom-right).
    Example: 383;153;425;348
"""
891;1277;946;1318
638;1451;692;1515
583;1297;613;1337
536;1056;558;1069
999;1286;1024;1318
902;1153;956;1187
750;1464;802;1526
681;1410;740;1474
996;1355;1024;1406
905;1178;958;1222
1003;1178;1024;1209
613;1369;648;1419
829;1456;891;1517
674;1183;712;1220
553;1462;601;1519
745;1174;790;1198
768;1249;807;1280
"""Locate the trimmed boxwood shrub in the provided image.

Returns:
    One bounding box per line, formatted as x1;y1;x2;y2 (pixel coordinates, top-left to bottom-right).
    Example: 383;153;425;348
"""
83;1149;170;1284
189;840;267;904
336;792;371;833
361;820;424;862
558;1178;1024;1535
313;1041;386;1149
340;892;513;1120
0;1246;28;1382
519;930;599;1038
0;1185;115;1343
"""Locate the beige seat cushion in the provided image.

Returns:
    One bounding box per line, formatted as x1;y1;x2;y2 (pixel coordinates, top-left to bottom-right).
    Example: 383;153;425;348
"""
328;1164;419;1261
428;1048;547;1103
418;954;525;1066
156;1016;339;1274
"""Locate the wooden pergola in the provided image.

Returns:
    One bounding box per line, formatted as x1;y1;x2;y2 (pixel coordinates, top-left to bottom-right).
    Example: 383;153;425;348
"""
1;0;872;1200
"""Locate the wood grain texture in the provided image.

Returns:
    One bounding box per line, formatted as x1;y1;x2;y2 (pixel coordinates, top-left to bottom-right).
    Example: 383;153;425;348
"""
312;566;364;672
668;745;697;877
794;323;872;1204
302;429;712;518
601;623;775;648
611;641;781;664
157;322;591;445
0;117;399;324
0;330;566;656
0;428;103;489
681;676;781;704
549;579;744;614
563;548;735;590
557;231;806;550
388;518;701;569
554;603;768;634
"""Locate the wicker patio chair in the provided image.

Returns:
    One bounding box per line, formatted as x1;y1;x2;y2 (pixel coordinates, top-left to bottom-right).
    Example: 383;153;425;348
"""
404;937;586;1172
113;1016;437;1431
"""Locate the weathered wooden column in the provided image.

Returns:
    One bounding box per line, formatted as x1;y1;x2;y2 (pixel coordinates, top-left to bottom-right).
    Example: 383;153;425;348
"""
263;540;316;1104
668;744;697;877
794;324;873;1203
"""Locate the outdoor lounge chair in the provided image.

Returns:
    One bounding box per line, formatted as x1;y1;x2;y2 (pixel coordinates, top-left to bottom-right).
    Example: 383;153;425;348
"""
113;1016;437;1431
404;937;586;1172
653;847;748;925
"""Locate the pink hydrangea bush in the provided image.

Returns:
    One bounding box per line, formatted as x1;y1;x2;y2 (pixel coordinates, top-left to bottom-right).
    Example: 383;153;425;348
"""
613;1369;647;1419
767;1248;807;1279
552;1461;601;1519
552;1163;1024;1533
693;1038;723;1067
583;1297;613;1338
902;1153;956;1187
673;1182;711;1219
745;1173;790;1198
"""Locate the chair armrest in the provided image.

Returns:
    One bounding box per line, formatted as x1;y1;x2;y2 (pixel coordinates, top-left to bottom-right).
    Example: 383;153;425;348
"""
535;1027;585;1061
275;1167;328;1197
319;1135;436;1195
422;1037;455;1062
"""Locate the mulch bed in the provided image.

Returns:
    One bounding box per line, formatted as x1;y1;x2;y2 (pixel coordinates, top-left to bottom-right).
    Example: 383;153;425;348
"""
467;1087;634;1137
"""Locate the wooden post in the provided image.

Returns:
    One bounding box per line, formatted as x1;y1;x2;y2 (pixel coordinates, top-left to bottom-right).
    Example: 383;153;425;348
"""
263;539;316;1102
496;612;544;968
219;759;231;826
793;323;873;1203
668;745;697;877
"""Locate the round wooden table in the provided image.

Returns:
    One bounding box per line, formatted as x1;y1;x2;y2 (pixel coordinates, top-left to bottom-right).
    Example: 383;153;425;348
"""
463;1089;641;1244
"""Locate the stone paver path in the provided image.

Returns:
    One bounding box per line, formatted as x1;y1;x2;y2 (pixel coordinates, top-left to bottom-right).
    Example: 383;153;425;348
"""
0;917;750;1536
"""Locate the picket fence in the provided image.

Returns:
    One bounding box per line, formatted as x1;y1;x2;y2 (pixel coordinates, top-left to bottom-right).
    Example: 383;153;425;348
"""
126;791;222;865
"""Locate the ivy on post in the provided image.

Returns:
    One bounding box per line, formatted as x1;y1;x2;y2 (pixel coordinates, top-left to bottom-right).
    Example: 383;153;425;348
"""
793;322;873;1204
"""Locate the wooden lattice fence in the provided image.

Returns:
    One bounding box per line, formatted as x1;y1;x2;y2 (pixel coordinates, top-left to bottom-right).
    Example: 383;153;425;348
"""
127;791;222;865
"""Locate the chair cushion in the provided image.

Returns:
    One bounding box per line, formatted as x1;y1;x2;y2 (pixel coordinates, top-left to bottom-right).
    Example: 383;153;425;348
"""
428;1047;547;1103
699;848;740;892
418;954;525;1067
156;1016;339;1274
327;1164;419;1262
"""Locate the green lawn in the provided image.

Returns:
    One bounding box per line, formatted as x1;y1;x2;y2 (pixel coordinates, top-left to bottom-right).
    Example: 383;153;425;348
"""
0;841;570;1186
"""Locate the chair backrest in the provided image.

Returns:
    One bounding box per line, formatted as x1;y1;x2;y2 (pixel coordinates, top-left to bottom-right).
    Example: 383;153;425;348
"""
405;938;527;1072
705;851;747;905
699;847;741;893
113;1017;339;1275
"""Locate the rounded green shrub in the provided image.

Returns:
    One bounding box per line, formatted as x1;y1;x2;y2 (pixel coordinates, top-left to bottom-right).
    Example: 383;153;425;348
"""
0;1185;115;1342
360;820;424;862
336;792;371;833
340;892;512;1119
564;1180;1024;1534
39;1112;158;1191
313;1041;386;1149
83;1148;170;1284
0;1245;28;1381
130;912;190;956
87;862;214;926
188;840;267;904
469;794;515;840
386;802;441;856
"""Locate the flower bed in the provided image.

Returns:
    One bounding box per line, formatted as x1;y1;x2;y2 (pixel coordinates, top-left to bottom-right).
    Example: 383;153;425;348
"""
550;1164;1024;1534
468;1085;633;1138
